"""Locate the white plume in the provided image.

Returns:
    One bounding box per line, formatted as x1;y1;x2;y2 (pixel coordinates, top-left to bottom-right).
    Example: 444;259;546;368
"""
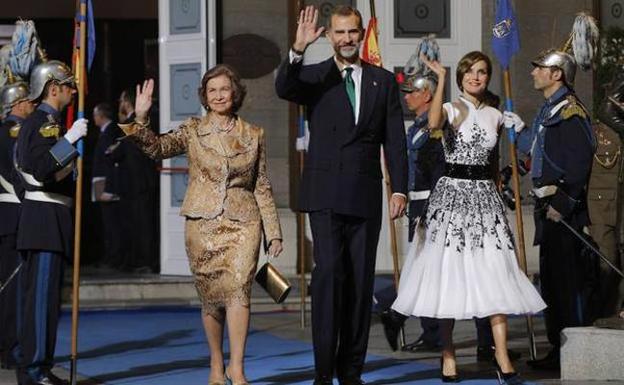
571;12;599;71
0;45;12;88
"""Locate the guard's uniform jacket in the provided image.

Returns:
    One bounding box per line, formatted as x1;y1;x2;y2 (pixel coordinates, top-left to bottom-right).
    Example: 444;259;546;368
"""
0;115;24;368
14;102;79;383
517;86;595;241
16;103;78;256
588;122;624;317
517;85;596;347
405;112;444;240
0;115;24;234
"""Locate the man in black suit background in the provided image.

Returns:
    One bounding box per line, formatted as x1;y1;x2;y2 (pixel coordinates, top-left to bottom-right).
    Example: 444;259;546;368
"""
112;89;158;273
275;5;407;385
91;102;125;270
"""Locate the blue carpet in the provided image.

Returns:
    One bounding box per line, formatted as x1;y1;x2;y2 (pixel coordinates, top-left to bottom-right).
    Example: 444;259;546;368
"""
55;308;535;384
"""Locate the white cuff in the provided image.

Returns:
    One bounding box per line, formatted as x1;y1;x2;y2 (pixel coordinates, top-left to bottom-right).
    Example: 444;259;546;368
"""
289;49;303;64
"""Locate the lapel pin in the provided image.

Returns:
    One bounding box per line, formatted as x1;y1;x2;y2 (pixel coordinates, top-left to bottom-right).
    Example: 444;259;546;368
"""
373;81;378;87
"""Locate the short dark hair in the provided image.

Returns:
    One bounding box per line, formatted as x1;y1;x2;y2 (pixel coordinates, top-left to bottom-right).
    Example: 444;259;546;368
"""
120;87;136;106
198;64;246;113
94;102;115;120
39;80;62;103
328;5;364;31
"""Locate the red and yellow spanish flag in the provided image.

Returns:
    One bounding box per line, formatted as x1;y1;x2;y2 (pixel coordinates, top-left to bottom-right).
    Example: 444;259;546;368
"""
362;17;382;67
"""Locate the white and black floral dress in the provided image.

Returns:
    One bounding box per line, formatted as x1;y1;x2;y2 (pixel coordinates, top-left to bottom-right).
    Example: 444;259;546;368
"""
392;96;546;319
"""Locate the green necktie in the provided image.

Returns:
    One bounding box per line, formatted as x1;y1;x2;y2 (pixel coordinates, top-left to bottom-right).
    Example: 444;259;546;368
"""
344;67;356;112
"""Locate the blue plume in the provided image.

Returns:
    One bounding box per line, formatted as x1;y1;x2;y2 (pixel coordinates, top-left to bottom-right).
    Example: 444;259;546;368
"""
403;34;440;76
9;20;40;80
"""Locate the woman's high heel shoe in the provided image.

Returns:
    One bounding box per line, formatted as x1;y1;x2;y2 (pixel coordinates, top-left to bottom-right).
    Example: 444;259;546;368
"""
439;357;461;383
493;361;524;385
225;369;250;385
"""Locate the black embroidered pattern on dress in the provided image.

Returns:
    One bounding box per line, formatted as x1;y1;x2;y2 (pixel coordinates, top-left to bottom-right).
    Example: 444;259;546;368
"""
424;120;515;253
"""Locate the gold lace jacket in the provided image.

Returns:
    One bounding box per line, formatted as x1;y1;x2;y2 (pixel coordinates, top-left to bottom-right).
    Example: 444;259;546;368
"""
119;116;282;242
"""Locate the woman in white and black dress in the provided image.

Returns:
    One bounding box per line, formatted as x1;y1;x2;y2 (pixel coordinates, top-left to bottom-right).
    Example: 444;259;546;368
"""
387;51;546;384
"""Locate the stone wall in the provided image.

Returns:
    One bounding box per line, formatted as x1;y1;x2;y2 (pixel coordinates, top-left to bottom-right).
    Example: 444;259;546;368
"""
221;0;291;208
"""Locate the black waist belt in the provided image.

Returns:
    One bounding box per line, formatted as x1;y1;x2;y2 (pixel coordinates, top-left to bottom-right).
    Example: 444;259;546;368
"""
444;163;492;180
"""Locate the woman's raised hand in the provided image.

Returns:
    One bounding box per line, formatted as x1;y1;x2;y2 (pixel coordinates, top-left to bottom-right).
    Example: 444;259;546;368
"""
420;53;446;78
135;79;154;122
293;5;325;52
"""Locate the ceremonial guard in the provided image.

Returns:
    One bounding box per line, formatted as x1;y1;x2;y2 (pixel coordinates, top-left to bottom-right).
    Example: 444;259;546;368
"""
516;37;597;368
14;60;87;385
590;72;624;319
0;76;32;370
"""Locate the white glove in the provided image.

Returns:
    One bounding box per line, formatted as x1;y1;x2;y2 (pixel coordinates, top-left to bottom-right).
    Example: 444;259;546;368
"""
503;111;526;133
64;118;88;144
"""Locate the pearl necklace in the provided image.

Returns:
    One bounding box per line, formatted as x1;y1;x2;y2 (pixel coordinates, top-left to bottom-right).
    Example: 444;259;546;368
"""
209;115;236;133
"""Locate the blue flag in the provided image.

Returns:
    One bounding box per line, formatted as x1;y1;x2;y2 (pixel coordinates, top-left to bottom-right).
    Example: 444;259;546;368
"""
491;0;520;70
87;0;96;71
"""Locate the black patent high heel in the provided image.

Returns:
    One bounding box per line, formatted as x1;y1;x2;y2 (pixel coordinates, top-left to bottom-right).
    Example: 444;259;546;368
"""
440;357;461;383
493;360;524;385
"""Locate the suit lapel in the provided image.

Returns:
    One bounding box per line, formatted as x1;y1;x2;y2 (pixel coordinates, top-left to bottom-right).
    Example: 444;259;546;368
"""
354;63;378;133
324;59;356;127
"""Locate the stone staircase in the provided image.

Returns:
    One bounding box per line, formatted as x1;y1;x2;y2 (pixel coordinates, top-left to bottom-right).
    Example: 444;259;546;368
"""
561;326;624;381
61;272;310;313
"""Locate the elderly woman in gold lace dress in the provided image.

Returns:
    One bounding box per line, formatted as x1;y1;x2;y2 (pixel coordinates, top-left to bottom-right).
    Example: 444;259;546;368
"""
120;64;283;385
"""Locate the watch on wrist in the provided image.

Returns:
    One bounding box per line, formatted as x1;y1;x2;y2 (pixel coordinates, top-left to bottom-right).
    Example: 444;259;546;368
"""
291;45;305;55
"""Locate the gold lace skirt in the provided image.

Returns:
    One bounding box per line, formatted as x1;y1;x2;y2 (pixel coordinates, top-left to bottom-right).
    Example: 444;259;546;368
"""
185;215;261;319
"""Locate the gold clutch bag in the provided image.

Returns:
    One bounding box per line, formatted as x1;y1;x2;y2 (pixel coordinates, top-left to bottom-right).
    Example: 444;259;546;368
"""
255;262;292;304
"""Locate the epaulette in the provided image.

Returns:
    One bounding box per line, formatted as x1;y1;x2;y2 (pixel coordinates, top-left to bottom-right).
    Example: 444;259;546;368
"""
39;122;61;139
9;123;21;138
430;129;443;139
561;95;588;121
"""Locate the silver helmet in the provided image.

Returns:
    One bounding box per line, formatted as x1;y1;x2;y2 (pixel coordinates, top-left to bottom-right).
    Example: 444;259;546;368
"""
27;60;75;102
532;49;577;88
400;72;437;93
0;81;30;110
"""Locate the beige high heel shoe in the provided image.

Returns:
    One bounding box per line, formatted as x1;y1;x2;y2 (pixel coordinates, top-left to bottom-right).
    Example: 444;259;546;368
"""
225;368;250;385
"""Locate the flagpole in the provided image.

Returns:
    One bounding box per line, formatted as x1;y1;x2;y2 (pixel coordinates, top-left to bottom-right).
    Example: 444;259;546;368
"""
492;0;537;359
298;105;307;329
293;0;308;330
502;70;537;361
367;0;406;348
70;1;87;383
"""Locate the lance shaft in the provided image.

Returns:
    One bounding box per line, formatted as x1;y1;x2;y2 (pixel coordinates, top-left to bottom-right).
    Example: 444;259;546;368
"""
369;0;405;347
502;69;537;360
70;1;87;383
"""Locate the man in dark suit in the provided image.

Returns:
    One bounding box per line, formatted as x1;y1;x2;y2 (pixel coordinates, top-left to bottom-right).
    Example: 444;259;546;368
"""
275;5;407;384
91;102;125;270
111;88;158;273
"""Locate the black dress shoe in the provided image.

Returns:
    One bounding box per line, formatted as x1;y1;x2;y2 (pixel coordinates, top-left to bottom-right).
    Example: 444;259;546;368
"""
339;378;365;385
379;309;406;351
44;372;69;385
313;377;333;385
402;337;441;352
477;346;521;362
526;349;560;370
27;377;60;385
26;372;69;385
